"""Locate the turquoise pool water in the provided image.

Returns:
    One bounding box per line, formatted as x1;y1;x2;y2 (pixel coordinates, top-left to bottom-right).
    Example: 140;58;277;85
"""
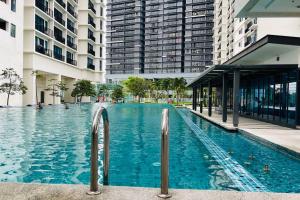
0;104;299;193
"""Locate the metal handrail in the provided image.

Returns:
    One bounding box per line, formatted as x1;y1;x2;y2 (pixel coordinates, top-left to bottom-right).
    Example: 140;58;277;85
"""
158;109;171;198
87;107;110;195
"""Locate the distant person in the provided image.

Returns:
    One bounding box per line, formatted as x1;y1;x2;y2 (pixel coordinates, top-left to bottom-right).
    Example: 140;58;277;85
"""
37;102;43;110
65;103;69;109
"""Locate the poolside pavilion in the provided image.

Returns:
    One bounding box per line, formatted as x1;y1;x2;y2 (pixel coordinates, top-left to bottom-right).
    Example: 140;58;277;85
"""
188;35;300;128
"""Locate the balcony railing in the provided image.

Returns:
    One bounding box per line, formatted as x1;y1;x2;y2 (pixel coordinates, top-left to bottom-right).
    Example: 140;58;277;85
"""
36;24;53;37
88;34;96;42
67;40;77;50
35;0;53;17
54;33;65;44
88;49;95;56
56;0;66;8
67;3;78;19
89;19;96;28
67;57;77;66
54;15;65;26
54;53;65;61
88;1;96;14
88;64;95;70
35;45;52;57
67;23;77;34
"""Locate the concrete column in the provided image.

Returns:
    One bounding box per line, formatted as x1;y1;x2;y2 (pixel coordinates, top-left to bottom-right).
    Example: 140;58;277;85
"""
222;73;228;122
22;69;36;106
192;87;197;111
192;88;195;110
200;85;203;113
233;70;240;127
45;74;61;105
208;81;212;117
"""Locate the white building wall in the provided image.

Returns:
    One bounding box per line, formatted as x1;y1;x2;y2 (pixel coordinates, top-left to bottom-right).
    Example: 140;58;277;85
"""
0;0;24;106
256;18;300;39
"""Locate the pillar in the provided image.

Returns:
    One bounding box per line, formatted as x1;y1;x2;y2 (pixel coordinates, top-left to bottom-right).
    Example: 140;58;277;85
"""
208;81;212;117
200;85;203;113
222;73;228;122
233;70;240;127
22;69;36;106
192;87;197;110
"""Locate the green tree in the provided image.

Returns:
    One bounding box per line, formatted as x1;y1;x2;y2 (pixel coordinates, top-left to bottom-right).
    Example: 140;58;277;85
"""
111;85;124;102
0;68;27;106
152;79;164;103
71;80;96;102
172;78;187;105
97;84;109;98
161;78;172;101
123;77;148;103
45;79;68;104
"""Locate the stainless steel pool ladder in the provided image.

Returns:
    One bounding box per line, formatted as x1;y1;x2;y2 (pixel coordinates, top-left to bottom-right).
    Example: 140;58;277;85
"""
158;109;172;198
87;107;109;195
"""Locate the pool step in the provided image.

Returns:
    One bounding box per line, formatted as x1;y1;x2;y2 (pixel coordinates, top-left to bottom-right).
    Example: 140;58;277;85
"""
177;110;268;192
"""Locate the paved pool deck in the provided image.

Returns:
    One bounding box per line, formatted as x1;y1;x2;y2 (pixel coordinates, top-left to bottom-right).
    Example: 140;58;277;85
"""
190;108;300;156
0;183;299;200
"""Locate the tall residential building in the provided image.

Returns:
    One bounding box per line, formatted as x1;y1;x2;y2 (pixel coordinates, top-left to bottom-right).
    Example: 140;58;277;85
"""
0;0;24;106
106;0;145;75
106;0;214;83
213;0;300;65
213;0;257;64
0;0;106;106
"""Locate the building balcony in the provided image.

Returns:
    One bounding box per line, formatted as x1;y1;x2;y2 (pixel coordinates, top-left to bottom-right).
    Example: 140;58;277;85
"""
88;19;96;28
56;0;66;8
67;57;77;66
35;0;53;17
67;4;78;19
54;53;65;61
67;40;77;50
88;1;96;14
35;45;52;57
36;24;53;37
87;63;95;70
88;49;95;56
54;15;65;26
54;34;65;44
67;24;77;34
88;34;96;42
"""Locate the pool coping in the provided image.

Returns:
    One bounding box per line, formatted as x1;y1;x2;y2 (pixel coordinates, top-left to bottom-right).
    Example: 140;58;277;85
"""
0;183;299;200
188;109;300;159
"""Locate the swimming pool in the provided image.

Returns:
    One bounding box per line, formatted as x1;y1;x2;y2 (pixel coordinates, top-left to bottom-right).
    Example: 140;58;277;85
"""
0;104;299;193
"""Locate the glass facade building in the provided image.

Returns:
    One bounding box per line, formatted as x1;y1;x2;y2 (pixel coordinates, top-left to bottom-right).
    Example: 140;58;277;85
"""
240;70;298;127
106;0;214;76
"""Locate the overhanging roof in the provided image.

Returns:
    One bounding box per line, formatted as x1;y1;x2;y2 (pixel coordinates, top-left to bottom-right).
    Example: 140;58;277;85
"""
187;64;298;87
188;35;300;87
235;0;300;17
224;35;300;65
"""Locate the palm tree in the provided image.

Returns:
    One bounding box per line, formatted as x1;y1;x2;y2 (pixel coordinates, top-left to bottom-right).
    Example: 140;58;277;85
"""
172;78;187;105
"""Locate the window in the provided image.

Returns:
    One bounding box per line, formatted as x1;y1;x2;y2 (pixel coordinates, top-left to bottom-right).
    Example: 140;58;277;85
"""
11;0;16;12
100;33;102;43
0;18;7;31
100;47;102;57
10;24;16;37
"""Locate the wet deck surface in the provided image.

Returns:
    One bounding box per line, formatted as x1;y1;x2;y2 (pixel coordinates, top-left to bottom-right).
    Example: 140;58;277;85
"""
190;109;300;156
0;183;299;200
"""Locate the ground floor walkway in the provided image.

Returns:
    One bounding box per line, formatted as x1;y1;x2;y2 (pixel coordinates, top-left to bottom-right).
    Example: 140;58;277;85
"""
190;108;300;155
0;183;299;200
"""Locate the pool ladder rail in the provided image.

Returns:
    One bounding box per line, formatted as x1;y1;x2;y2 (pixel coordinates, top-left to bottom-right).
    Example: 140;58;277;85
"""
87;107;109;195
87;107;171;198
